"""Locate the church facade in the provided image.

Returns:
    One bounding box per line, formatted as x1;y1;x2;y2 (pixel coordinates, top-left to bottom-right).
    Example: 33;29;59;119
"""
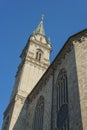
1;17;87;130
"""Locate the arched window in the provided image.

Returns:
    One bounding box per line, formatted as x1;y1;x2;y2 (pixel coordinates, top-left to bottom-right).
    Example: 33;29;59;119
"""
57;69;69;130
33;96;44;130
35;50;42;61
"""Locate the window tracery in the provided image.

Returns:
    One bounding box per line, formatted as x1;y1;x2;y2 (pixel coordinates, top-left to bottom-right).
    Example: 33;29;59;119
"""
33;96;44;130
57;69;69;130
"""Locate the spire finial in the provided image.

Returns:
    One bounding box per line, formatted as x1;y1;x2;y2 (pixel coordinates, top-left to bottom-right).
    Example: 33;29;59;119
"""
41;14;44;22
33;15;45;35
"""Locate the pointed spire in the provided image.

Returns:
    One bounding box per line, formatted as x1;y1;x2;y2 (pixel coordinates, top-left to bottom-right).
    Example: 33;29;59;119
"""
33;15;45;36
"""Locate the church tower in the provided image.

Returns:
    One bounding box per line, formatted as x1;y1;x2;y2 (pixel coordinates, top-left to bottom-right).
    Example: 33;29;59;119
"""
2;16;52;130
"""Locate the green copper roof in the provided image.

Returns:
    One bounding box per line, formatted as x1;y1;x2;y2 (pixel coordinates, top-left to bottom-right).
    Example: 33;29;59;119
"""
33;15;45;35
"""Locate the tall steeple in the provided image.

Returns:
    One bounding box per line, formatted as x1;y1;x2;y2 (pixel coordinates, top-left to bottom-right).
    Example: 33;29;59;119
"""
1;16;52;130
33;15;45;35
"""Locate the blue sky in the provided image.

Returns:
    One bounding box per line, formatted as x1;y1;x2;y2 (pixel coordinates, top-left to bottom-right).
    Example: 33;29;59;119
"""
0;0;87;128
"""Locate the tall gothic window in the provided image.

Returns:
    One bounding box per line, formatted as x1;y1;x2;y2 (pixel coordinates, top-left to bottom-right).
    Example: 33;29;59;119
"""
36;50;42;61
57;69;69;130
33;96;44;130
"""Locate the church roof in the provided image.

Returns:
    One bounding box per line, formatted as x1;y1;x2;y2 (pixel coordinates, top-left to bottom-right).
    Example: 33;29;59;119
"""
33;15;45;36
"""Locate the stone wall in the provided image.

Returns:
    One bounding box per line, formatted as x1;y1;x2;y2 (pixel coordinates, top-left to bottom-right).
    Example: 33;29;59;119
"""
74;37;87;130
51;42;83;130
25;35;87;130
26;75;53;130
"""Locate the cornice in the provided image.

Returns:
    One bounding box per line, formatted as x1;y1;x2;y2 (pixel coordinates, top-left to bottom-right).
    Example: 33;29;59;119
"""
30;39;51;51
73;33;87;44
15;94;26;104
25;56;49;68
68;29;87;43
4;94;26;118
31;33;51;45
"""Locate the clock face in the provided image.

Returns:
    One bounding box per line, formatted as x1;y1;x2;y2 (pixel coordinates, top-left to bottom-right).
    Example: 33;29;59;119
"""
57;104;68;129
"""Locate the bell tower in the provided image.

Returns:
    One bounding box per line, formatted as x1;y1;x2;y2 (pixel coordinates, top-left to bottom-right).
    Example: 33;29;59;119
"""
10;15;52;100
1;16;52;130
